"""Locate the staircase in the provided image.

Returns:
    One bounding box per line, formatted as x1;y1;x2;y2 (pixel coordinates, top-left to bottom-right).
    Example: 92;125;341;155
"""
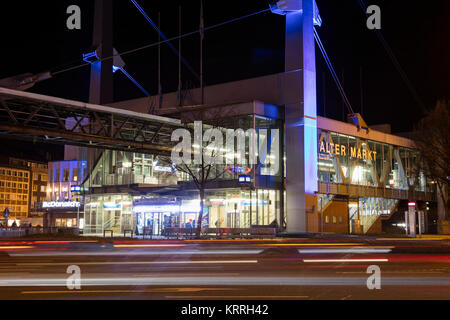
360;199;399;234
103;216;121;235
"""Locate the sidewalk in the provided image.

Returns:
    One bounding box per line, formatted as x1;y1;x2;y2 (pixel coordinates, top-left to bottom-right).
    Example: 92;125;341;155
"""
279;232;450;242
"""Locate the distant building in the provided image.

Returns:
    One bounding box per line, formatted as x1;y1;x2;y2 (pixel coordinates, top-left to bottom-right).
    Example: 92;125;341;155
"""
43;160;87;228
0;165;31;224
0;158;47;225
8;158;48;218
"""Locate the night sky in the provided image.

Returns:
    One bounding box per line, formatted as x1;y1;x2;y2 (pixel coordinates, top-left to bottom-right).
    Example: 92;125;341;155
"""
0;0;449;160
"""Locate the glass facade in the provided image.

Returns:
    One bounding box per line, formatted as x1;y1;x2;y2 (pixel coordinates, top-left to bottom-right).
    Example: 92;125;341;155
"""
79;112;434;236
317;129;431;193
81;112;284;235
84;194;134;234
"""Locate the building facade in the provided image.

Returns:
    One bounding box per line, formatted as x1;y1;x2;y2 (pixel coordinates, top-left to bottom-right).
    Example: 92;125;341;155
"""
0;158;49;226
8;158;48;218
73;101;436;236
0;165;30;224
65;0;437;236
43;160;87;228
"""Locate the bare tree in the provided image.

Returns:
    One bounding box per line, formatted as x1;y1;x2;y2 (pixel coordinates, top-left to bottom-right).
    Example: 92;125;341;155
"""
159;108;242;238
414;100;450;219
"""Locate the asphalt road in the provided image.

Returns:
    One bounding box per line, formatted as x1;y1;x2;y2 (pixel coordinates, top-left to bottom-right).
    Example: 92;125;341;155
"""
0;237;449;300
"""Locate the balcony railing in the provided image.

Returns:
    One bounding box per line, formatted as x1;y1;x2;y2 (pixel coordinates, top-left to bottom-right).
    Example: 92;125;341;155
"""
318;182;436;202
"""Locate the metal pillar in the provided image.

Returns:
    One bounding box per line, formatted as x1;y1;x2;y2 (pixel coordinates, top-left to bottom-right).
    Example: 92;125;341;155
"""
89;0;114;105
282;0;319;233
408;202;416;238
65;0;114;162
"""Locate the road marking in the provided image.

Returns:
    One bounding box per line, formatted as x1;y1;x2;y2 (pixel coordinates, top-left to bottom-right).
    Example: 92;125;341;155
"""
15;260;258;266
9;249;263;257
303;259;389;263
5;276;450;287
21;287;239;295
298;248;392;254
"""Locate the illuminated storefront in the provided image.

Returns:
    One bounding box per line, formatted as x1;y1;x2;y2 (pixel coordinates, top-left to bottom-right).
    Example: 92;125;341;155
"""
78;102;435;236
43;160;87;228
81;104;284;235
314;118;435;234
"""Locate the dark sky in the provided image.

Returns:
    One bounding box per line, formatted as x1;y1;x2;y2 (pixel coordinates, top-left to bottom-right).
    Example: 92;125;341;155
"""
0;0;449;160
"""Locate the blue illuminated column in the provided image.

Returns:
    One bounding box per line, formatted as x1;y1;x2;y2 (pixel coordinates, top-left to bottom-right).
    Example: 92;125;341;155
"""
274;0;319;233
65;0;113;163
89;0;114;105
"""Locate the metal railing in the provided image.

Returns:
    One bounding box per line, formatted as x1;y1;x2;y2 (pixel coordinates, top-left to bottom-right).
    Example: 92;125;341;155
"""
0;227;80;237
318;182;435;201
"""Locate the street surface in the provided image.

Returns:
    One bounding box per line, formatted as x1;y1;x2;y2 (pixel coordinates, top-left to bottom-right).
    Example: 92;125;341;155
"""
0;237;449;300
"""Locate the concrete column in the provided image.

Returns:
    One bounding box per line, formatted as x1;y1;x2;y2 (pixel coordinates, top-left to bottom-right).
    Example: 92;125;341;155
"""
89;0;114;105
284;0;318;234
65;0;113;162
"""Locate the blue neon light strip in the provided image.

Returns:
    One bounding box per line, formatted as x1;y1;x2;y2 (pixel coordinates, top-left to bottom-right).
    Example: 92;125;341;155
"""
118;68;151;97
82;51;100;64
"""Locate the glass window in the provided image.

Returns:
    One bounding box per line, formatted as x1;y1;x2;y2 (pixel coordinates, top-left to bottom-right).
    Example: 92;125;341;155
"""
63;169;70;182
